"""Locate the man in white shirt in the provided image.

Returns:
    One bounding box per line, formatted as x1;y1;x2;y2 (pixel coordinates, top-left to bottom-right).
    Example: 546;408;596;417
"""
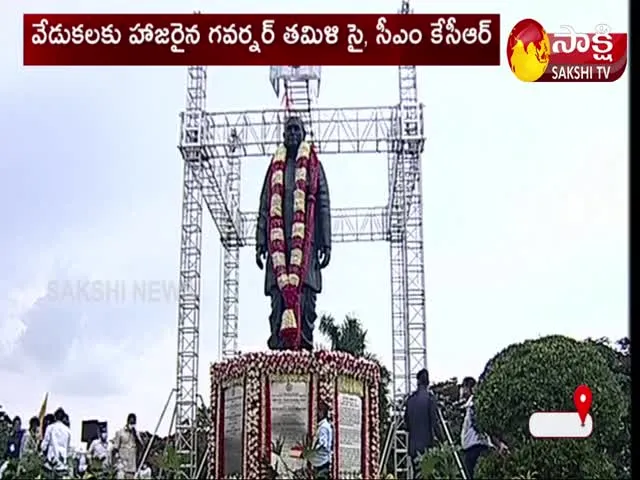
88;424;111;466
311;402;333;479
459;377;508;479
40;408;72;479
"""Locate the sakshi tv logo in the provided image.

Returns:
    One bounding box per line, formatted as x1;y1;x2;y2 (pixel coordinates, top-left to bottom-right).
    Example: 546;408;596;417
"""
506;19;628;82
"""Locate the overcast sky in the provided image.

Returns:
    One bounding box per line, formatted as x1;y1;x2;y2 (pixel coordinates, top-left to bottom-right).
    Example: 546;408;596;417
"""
0;0;628;443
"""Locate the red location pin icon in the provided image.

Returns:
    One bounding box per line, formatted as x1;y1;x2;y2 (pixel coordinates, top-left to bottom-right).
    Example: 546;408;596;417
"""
573;384;592;426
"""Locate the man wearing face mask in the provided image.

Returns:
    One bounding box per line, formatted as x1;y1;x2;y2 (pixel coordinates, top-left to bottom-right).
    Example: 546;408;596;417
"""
256;116;332;351
113;414;141;478
88;425;110;466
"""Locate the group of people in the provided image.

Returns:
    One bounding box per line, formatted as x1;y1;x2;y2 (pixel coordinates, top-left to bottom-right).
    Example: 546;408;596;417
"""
2;410;152;479
3;374;497;480
404;369;509;479
286;370;504;480
4;408;72;477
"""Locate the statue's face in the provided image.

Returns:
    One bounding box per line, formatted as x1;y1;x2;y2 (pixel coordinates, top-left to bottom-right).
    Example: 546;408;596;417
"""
283;120;304;150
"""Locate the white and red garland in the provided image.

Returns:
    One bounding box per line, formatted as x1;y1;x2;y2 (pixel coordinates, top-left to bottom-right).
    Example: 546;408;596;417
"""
266;141;320;349
210;350;381;479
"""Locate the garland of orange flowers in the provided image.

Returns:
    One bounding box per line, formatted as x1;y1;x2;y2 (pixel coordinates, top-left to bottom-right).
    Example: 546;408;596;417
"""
267;141;320;349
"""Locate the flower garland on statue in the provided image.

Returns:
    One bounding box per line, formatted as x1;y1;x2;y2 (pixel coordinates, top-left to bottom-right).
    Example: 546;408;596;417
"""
266;141;320;349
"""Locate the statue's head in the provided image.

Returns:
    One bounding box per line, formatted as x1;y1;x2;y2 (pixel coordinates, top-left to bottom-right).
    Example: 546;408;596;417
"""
283;116;306;151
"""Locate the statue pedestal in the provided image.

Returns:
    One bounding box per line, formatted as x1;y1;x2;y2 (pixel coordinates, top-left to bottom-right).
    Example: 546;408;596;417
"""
209;350;381;479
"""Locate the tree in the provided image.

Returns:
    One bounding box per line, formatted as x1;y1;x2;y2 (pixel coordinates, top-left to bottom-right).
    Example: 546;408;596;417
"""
584;336;631;478
319;314;367;356
318;314;392;469
474;335;628;479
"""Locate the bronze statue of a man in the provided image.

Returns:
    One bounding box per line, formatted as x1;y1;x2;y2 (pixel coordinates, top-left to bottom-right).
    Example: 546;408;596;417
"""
256;116;331;351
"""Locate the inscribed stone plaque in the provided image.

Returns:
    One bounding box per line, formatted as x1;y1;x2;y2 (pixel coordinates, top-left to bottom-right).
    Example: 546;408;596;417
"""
270;378;309;470
338;393;362;473
223;384;245;476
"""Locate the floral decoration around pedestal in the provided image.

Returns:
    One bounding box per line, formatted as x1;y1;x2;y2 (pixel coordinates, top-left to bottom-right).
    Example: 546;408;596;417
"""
210;350;381;479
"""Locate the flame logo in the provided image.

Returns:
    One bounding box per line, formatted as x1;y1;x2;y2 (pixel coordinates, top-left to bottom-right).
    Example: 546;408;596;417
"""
507;19;551;82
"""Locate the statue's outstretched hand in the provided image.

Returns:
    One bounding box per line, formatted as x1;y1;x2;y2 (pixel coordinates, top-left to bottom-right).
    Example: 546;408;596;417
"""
318;247;331;269
256;247;267;270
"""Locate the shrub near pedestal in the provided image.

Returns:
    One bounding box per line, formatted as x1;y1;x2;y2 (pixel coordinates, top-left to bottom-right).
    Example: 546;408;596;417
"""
474;335;627;479
209;350;381;479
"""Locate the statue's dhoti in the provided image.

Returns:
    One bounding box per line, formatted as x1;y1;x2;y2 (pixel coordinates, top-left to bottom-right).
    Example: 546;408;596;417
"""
267;287;317;351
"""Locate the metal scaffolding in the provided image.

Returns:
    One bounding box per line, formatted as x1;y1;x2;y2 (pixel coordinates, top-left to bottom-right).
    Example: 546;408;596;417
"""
174;2;425;477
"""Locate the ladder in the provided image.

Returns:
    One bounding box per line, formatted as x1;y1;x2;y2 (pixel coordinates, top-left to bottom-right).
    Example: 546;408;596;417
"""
269;66;321;139
380;397;468;479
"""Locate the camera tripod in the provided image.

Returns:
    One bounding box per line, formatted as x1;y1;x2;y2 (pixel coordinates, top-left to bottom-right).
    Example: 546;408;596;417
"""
379;394;468;479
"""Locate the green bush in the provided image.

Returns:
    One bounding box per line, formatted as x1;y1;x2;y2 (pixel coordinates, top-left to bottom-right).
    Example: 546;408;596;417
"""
477;439;616;479
474;335;627;479
585;337;631;478
419;444;464;479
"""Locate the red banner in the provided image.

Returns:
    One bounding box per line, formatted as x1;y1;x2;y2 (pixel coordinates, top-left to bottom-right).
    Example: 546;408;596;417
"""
23;13;500;67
